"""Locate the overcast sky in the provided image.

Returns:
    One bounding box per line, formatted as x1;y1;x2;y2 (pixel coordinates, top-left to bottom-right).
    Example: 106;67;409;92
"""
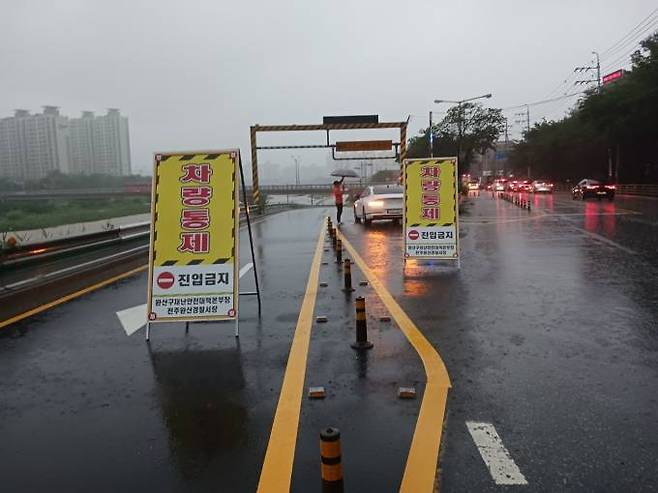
1;0;655;180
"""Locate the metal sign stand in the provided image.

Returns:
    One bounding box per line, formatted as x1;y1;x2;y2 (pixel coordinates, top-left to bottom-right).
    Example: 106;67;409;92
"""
236;157;263;336
145;155;262;342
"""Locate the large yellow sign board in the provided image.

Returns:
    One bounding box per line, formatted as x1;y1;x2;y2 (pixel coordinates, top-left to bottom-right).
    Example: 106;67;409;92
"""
147;150;239;322
403;157;459;259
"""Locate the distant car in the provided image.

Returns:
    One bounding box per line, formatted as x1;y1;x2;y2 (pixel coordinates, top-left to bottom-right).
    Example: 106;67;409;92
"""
353;184;403;225
572;179;615;200
507;179;531;192
518;180;532;192
532;180;554;193
493;179;508;192
467;181;479;191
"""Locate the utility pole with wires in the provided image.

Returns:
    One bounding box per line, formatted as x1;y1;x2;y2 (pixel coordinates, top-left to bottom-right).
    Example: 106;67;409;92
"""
515;105;530;135
574;51;602;91
501;117;509;143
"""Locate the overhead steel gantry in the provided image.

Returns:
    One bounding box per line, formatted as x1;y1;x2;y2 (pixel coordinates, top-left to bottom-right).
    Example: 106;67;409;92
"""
249;115;409;210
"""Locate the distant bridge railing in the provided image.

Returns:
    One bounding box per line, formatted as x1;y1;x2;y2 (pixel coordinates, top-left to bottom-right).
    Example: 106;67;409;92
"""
616;184;658;197
0;182;395;201
248;184;332;194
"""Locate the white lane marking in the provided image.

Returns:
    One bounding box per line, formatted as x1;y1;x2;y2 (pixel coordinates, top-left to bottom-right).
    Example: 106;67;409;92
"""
116;303;147;336
616;193;658;201
466;421;528;486
543;212;639;217
239;262;254;279
115;263;255;336
576;227;637;255
543;212;638;255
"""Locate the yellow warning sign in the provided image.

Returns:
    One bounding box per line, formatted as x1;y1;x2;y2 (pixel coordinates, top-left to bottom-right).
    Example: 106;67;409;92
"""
147;150;239;322
403;157;459;259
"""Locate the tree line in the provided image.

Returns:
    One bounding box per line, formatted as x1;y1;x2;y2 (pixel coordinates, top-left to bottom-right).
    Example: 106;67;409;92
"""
0;171;149;191
509;32;658;183
406;103;504;173
406;32;658;184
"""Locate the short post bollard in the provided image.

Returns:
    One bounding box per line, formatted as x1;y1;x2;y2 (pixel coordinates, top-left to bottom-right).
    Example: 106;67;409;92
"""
331;228;337;249
343;258;354;292
335;238;342;264
320;427;343;491
351;296;373;350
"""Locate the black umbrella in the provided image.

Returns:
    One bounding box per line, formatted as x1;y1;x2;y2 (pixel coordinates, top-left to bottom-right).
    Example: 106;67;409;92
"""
330;168;359;178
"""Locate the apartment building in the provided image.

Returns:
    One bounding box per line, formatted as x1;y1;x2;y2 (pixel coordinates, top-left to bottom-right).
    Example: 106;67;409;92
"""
0;107;131;180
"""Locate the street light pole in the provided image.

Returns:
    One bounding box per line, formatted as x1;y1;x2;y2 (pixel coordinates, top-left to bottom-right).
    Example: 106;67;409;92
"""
457;105;463;166
292;155;300;185
434;93;492;165
429;111;433;158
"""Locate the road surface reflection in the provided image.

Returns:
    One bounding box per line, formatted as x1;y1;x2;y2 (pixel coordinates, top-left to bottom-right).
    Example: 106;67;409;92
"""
148;345;247;480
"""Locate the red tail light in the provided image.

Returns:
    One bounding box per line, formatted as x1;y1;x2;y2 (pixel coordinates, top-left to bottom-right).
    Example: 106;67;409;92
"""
586;185;598;190
605;185;616;190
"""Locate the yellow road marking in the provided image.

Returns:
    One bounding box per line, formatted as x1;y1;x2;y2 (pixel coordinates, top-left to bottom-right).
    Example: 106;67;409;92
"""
0;265;147;330
336;229;451;493
257;224;325;493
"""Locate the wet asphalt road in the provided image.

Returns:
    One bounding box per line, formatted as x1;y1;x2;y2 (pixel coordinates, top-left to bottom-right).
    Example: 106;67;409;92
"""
340;191;658;492
0;209;328;492
1;193;657;492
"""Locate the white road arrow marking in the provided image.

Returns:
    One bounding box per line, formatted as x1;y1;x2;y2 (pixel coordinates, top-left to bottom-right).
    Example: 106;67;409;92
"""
466;421;528;486
239;262;254;278
115;263;255;336
116;303;147;336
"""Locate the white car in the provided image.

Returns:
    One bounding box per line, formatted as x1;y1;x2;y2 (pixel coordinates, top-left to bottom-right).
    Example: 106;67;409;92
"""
353;184;403;225
532;180;554;193
493;179;508;192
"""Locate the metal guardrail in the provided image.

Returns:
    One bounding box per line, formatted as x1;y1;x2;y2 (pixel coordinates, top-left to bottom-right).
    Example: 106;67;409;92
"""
0;204;296;282
617;184;658;197
0;244;149;294
1;221;150;266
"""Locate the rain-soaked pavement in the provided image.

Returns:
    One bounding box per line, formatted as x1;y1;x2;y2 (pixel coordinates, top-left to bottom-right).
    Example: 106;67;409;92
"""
1;192;657;492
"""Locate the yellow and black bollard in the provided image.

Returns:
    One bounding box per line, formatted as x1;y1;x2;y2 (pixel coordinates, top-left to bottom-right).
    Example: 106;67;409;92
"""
343;258;354;292
327;217;333;234
320;427;344;491
331;228;337;249
335;238;342;264
351;296;373;350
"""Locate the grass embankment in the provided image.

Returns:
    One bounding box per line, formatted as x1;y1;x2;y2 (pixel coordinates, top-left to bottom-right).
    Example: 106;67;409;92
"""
0;197;150;231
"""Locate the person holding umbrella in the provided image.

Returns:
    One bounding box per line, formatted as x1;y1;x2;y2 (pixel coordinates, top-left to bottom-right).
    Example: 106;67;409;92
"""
332;176;345;224
330;168;358;224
